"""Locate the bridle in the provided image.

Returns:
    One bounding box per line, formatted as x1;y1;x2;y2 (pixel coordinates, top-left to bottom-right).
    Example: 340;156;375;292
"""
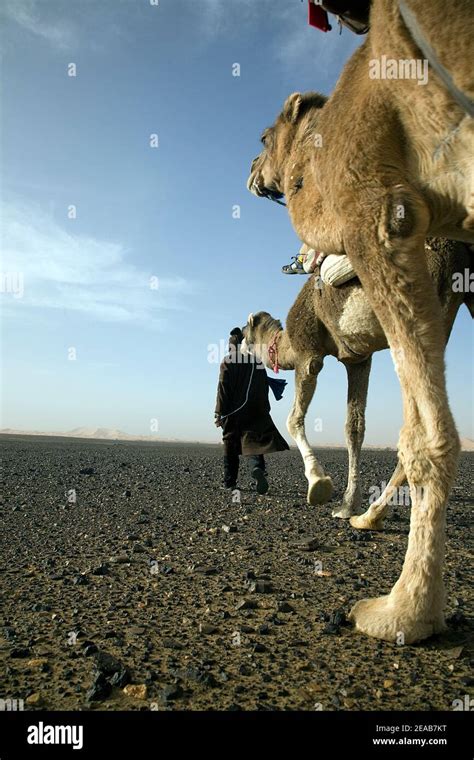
267;331;281;374
262;190;286;207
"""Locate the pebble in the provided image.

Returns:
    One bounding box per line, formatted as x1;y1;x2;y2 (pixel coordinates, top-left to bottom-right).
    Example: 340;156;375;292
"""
199;623;218;635
248;579;273;594
289;537;319;552
86;672;111;702
123;684;147;700
10;647;31;658
236;598;258;610
193;565;217;576
26;692;43;706
109;554;129;565
90;563;109;576
162;637;184;650
277;602;295;614
161;684;183;702
27;658;48;668
73;575;89;585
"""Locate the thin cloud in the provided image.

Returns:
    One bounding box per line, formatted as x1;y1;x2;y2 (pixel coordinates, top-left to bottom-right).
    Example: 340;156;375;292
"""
1;201;195;328
197;0;361;81
1;0;77;50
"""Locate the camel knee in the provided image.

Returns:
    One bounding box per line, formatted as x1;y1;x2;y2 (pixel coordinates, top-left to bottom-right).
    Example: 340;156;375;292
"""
286;413;303;441
398;427;460;491
377;187;429;250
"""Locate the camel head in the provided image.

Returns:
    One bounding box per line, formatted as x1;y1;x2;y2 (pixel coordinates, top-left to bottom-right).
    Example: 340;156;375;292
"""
247;91;327;205
242;311;283;368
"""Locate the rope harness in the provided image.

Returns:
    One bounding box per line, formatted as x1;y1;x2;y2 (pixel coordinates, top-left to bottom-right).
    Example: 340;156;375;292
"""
267;331;281;374
218;359;255;420
398;0;474;119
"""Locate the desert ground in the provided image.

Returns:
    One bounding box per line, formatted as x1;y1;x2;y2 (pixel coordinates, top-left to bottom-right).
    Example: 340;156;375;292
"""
0;436;473;711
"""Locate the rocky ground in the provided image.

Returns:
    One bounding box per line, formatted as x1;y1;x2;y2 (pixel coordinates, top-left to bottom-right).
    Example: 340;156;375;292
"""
0;436;473;712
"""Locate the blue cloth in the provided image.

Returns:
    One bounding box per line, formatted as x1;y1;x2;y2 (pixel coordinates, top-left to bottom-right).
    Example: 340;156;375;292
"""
267;377;287;401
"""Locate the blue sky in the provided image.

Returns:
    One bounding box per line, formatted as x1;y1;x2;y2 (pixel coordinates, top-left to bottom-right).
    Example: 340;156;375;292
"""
1;0;472;445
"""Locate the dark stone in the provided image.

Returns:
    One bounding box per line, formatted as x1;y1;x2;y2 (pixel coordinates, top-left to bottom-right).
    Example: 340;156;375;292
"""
193;565;218;575
236;598;258;611
93;650;126;677
31;603;51;612
90;564;109;576
322;623;340;635
289;537;319;552
162;683;183;702
83;644;98;656
277;602;295;614
109;668;130;688
10;648;30;658
162;637;184;650
73;575;89;586
79;467;95;475
86;672;111;702
329;609;347;627
248;579;273;594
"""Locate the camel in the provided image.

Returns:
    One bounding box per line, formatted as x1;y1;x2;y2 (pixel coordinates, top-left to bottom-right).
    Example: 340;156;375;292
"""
242;238;472;523
246;0;474;642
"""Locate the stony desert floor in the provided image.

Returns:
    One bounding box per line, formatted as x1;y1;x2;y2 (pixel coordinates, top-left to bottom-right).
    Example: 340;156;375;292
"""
0;437;473;711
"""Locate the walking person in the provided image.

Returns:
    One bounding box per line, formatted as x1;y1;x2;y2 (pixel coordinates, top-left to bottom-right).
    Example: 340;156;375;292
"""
214;327;289;493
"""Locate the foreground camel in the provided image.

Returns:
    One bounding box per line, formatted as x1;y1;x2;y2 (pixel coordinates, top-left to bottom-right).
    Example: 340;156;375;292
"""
247;0;474;642
242;239;472;521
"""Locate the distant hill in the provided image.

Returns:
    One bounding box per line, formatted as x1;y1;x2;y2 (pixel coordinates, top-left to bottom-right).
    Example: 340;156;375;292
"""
0;427;164;442
0;429;473;450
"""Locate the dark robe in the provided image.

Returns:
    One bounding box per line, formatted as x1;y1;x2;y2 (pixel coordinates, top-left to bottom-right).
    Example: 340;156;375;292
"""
215;348;289;457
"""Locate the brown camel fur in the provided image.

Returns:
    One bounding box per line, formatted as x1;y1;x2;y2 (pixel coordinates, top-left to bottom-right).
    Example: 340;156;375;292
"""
242;239;472;521
247;0;474;642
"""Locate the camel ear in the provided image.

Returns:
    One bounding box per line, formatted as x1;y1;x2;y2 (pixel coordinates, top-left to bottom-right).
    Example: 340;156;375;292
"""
247;312;254;327
283;92;303;124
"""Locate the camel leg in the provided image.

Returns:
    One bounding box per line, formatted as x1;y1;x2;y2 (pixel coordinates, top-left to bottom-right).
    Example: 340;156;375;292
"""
287;361;333;506
333;358;372;519
344;198;460;643
350;460;406;530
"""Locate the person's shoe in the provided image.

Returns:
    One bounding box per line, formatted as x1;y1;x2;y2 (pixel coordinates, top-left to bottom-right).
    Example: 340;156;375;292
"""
252;467;269;495
282;256;305;274
221;483;237;491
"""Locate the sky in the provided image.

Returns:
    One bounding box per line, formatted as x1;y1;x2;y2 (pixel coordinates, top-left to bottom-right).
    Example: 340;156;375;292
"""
1;0;473;446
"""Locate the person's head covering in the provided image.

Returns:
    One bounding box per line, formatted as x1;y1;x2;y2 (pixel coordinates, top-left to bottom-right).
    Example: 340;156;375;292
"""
228;326;243;349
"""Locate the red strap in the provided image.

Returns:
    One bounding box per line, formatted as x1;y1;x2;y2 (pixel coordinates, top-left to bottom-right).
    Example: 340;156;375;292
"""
268;331;280;374
308;1;332;32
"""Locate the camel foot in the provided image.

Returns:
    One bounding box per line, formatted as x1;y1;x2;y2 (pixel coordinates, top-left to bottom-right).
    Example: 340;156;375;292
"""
332;502;363;519
349;594;446;644
307;476;333;506
349;512;385;531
